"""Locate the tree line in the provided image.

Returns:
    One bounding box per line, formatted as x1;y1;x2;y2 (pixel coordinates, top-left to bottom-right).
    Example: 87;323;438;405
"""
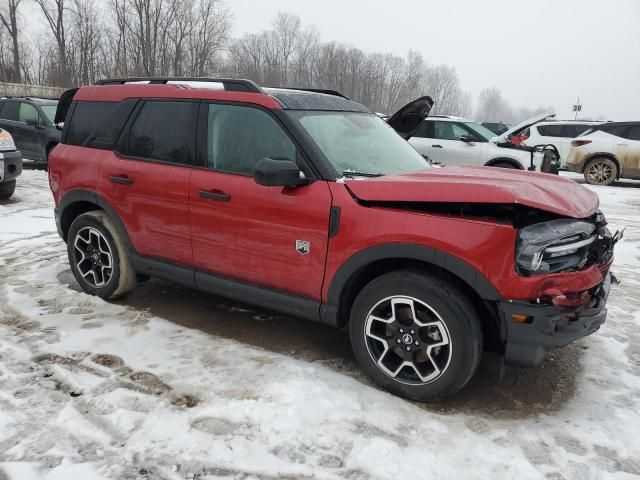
0;1;549;121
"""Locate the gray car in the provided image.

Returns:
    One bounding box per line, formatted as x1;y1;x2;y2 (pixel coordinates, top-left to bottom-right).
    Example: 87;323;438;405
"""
0;97;61;169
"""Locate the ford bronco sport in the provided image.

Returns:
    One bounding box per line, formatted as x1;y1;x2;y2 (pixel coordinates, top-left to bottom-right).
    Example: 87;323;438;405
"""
49;78;618;401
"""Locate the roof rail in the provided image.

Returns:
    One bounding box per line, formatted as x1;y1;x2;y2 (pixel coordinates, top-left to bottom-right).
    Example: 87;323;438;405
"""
94;77;263;93
278;87;350;99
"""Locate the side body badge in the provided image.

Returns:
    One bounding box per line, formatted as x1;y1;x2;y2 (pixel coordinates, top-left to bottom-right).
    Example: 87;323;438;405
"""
296;240;310;255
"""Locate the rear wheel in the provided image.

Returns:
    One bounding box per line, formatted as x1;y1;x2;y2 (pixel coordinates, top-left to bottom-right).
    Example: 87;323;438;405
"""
0;180;16;199
584;157;617;186
67;211;136;299
349;270;483;401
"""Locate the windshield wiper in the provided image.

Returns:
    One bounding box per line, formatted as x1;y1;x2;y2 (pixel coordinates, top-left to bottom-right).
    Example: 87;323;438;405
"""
342;170;383;178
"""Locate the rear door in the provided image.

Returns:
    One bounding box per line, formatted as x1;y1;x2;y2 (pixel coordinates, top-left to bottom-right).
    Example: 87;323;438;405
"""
98;99;197;267
189;102;332;299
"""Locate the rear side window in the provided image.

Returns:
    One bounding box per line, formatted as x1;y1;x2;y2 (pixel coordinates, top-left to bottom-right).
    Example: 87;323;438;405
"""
127;100;197;164
0;102;19;121
85;99;137;149
414;120;435;138
626;125;640;141
66;101;116;145
537;124;565;137
564;125;591;137
601;124;629;138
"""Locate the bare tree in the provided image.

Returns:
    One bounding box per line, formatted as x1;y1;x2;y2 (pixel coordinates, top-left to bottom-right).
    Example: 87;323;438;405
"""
34;0;71;86
0;0;23;82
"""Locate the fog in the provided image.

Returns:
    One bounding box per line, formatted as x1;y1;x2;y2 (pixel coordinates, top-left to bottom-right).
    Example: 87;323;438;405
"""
230;0;640;121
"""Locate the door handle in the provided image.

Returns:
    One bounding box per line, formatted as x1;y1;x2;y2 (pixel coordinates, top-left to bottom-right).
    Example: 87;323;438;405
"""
199;189;231;202
109;175;134;185
432;144;443;148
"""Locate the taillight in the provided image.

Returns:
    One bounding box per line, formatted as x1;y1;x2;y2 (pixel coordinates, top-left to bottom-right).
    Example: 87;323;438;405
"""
571;139;592;147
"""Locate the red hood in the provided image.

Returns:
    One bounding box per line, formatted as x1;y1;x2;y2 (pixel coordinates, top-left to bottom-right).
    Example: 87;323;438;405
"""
345;166;599;219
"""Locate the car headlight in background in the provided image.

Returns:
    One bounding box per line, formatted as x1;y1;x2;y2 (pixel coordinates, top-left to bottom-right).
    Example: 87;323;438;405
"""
0;129;16;152
515;219;597;275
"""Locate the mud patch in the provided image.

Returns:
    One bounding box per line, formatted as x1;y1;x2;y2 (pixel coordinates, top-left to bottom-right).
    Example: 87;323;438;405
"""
91;353;124;369
169;393;200;408
191;417;243;436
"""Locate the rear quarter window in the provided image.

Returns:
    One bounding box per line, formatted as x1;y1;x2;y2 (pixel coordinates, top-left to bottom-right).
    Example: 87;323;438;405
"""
65;101;116;146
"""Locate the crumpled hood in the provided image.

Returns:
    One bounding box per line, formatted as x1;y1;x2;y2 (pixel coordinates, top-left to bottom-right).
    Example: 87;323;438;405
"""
344;166;599;219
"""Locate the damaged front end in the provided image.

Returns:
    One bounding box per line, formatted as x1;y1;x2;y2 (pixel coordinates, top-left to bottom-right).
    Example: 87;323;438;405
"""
503;210;622;366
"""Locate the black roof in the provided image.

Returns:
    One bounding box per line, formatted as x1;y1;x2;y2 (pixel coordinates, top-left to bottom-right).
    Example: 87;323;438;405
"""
264;88;370;113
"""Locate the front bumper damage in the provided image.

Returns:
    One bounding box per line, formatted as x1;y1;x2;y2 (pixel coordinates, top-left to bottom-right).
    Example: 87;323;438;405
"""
501;272;612;367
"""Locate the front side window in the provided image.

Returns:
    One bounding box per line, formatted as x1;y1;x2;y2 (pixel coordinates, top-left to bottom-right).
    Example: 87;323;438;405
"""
206;103;296;175
128;101;197;164
462;122;494;141
19;103;40;125
40;104;57;124
434;121;467;141
289;111;429;177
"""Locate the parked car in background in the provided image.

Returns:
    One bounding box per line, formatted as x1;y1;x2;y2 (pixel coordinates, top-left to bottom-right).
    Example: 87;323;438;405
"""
409;115;537;170
566;121;640;185
497;118;600;166
0;128;23;199
49;78;619;401
482;122;510;135
0;97;61;169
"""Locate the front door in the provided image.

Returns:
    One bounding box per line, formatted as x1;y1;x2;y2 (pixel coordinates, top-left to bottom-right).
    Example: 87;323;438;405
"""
97;99;198;267
428;120;481;165
189;102;332;300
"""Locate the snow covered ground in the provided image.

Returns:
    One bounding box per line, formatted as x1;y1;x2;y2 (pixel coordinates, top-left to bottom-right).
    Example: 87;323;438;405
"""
1;170;639;480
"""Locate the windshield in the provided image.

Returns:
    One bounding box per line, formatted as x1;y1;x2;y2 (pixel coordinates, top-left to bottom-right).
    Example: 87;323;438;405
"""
464;122;496;141
40;104;57;123
289;111;429;177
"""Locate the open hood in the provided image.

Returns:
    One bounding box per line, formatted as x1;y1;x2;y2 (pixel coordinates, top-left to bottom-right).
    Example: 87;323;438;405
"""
386;96;434;139
344;166;599;219
492;112;555;144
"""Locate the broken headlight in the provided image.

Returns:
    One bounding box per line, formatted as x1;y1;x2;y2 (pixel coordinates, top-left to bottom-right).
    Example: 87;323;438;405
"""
516;219;597;276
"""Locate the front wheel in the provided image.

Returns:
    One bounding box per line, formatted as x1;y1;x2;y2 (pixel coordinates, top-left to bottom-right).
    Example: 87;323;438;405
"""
0;180;16;199
349;270;483;401
584;157;617;186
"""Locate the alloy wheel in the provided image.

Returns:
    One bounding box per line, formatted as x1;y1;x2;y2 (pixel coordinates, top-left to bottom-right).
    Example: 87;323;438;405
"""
364;296;452;385
73;227;114;288
587;159;614;185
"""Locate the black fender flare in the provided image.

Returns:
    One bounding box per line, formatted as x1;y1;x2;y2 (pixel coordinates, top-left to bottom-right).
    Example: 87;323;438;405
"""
58;189;135;253
326;243;502;308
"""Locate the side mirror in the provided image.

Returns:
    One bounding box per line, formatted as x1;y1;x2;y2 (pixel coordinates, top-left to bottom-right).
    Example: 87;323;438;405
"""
254;158;307;187
460;134;475;143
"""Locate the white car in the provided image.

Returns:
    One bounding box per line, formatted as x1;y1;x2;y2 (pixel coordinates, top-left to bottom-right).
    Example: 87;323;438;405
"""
494;116;600;165
565;121;640;185
408;115;538;170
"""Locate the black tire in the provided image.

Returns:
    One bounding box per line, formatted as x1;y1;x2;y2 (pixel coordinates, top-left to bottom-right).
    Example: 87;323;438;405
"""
491;161;518;169
0;180;16;200
583;157;617;186
349;270;483;401
67;210;136;299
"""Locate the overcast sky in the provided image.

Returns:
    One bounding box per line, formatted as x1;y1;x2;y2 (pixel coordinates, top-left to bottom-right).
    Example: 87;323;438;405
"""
230;0;640;121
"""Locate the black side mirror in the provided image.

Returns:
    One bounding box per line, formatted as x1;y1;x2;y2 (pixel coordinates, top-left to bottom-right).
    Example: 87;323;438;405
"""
460;134;475;143
254;158;307;187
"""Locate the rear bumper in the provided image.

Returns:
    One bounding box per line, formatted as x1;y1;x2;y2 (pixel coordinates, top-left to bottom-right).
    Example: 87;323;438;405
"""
0;151;22;182
501;272;611;367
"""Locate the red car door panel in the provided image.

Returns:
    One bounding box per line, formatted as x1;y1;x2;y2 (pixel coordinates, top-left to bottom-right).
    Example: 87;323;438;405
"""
98;154;193;266
190;171;332;299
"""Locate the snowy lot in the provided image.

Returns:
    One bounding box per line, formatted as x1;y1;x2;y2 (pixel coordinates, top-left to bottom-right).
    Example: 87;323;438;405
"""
1;170;639;480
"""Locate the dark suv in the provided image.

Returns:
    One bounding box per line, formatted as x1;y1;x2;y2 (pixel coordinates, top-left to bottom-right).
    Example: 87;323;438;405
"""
49;78;619;401
0;97;61;169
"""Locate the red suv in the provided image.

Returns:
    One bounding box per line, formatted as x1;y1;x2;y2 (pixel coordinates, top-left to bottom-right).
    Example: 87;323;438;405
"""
49;78;619;401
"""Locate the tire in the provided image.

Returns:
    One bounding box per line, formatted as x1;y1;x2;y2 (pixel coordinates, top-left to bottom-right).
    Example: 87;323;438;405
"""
491;161;518;169
583;157;617;186
349;270;483;402
0;180;16;199
67;210;137;299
